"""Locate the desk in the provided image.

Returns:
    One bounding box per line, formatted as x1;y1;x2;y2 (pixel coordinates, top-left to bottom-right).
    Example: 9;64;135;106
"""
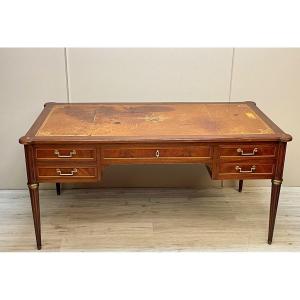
19;102;292;249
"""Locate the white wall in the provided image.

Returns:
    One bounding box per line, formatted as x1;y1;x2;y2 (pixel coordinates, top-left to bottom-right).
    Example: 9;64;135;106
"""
230;49;300;186
0;48;298;189
67;48;233;101
0;48;68;189
67;48;233;189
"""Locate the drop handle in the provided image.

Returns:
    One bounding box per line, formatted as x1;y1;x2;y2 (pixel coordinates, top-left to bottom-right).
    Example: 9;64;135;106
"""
235;165;256;173
236;148;258;156
56;168;78;176
155;150;160;158
54;149;76;158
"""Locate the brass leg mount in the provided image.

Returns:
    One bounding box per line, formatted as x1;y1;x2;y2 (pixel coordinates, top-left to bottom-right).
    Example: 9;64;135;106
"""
271;179;282;186
28;183;39;190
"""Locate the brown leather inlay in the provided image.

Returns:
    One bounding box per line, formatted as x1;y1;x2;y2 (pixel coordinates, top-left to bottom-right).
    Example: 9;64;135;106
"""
36;103;274;137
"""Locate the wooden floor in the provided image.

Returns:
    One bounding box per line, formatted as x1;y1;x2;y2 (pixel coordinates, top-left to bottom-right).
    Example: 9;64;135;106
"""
0;187;299;251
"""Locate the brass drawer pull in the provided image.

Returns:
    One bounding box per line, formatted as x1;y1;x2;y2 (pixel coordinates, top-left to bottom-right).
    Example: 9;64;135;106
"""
56;168;78;176
235;165;256;173
237;147;258;156
156;150;160;158
54;149;76;158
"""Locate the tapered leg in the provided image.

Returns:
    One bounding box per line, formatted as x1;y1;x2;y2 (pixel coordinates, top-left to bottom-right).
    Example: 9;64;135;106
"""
268;179;282;244
28;183;41;250
238;180;243;192
56;183;61;195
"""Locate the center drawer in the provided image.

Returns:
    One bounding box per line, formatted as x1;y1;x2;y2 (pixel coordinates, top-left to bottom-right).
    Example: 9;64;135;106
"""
102;145;211;164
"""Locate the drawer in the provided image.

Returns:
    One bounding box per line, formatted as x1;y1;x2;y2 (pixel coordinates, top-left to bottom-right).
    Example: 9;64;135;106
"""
102;145;211;164
37;166;98;182
216;162;274;179
219;144;276;158
35;146;96;161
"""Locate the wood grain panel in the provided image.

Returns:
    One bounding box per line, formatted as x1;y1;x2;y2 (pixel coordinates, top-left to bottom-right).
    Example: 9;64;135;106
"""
219;144;276;158
35;147;96;161
102;145;211;164
217;163;274;179
37;167;97;182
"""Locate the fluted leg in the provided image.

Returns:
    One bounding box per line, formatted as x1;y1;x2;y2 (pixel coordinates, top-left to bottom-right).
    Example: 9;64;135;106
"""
56;183;61;195
268;179;282;244
28;183;41;250
238;180;243;192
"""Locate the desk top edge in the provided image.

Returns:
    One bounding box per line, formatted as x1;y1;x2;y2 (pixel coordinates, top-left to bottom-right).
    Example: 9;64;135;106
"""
19;101;292;145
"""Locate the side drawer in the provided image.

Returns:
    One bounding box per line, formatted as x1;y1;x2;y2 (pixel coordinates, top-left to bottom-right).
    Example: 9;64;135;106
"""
216;162;275;179
219;143;277;158
35;146;96;161
102;145;211;164
37;166;98;182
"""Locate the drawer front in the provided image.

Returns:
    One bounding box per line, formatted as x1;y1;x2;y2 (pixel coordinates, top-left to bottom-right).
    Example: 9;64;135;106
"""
35;146;96;161
102;145;211;164
37;167;98;181
219;144;276;158
220;163;274;174
217;162;274;179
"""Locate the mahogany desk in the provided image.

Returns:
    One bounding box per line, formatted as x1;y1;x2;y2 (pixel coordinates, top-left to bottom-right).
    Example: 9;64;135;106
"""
19;102;292;249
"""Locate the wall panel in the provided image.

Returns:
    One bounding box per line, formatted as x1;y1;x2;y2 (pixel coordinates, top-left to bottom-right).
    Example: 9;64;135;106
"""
230;48;300;186
67;48;233;102
0;48;68;188
67;48;233;187
1;48;298;189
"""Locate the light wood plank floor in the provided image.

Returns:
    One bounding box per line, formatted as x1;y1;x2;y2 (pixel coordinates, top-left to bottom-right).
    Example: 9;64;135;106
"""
0;187;299;251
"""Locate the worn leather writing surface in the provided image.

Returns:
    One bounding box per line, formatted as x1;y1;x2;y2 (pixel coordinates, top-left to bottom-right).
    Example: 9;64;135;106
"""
36;103;273;137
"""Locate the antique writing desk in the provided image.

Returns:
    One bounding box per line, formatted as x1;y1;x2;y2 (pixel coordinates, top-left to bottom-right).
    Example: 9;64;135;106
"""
19;102;292;249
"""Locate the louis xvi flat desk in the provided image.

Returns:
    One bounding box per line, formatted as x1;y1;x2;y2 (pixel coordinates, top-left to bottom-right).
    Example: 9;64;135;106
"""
19;101;292;249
